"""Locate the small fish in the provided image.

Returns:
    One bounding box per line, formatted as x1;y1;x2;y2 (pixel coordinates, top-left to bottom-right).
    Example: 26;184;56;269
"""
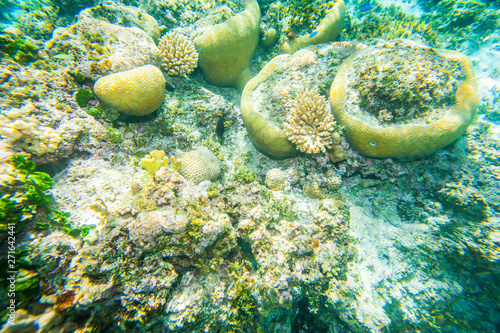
337;170;346;175
359;4;377;14
309;30;319;38
52;54;74;60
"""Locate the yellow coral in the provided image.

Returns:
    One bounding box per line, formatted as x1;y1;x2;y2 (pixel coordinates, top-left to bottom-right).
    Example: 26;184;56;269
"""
283;88;335;154
93;65;166;116
265;169;287;191
194;0;260;90
329;39;479;159
175;147;221;184
139;150;169;175
157;31;198;76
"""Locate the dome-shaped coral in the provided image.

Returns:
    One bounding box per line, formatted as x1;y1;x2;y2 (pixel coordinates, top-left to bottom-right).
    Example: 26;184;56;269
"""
329;39;479;159
174;147;221;184
265;168;287;191
93;65;166;116
158;31;198;76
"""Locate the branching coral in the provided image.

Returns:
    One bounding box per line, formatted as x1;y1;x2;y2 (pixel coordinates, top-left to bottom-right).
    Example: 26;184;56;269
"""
157;31;198;76
283;88;335;154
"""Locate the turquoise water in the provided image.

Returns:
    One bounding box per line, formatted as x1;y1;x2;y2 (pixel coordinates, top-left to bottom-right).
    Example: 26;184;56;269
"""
0;0;499;332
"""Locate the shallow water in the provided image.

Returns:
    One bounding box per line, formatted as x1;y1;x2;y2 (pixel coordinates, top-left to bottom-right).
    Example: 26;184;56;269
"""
0;0;499;332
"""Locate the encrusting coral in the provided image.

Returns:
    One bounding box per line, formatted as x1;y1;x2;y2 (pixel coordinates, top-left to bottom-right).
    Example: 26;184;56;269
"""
194;0;260;90
0;106;61;156
329;39;479;159
93;64;166;116
284;88;335;154
280;0;345;54
157;31;198;76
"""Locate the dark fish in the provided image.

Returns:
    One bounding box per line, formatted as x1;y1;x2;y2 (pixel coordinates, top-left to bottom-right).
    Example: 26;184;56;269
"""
359;4;376;14
165;81;174;92
216;113;225;139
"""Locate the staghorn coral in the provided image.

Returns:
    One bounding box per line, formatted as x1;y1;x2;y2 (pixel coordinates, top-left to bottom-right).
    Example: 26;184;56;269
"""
265;168;287;191
139;150;169;175
194;0;260;90
283;88;335;154
329;39;479;159
93;65;166;116
158;31;198;76
173;147;221;184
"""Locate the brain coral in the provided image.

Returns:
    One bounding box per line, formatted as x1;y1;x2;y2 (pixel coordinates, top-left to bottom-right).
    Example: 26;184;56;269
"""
329;39;479;159
194;0;260;90
93;65;166;116
284;88;335;154
158;31;198;76
265;169;287;191
174;147;221;184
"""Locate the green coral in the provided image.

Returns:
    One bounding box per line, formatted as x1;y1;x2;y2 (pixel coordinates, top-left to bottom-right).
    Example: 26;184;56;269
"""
75;89;95;107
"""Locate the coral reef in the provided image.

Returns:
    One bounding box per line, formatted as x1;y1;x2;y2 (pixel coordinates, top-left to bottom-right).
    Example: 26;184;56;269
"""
194;0;260;90
284;88;335;154
93;65;166;116
174;147;222;184
265;168;287;190
329;39;479;159
158;30;199;76
281;0;346;54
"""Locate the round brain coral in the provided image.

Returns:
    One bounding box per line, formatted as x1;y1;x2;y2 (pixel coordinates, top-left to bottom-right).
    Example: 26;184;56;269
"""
329;39;479;159
265;169;287;191
93;65;166;116
174;147;221;184
158;31;198;76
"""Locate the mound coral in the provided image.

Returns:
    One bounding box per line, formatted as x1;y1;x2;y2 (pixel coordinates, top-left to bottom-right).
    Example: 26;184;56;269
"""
194;0;260;90
329;39;479;159
281;0;345;54
158;31;198;76
93;65;166;116
173;147;221;184
265;168;287;191
284;88;335;154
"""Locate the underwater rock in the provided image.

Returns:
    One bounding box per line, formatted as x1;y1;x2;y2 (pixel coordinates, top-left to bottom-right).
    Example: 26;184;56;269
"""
194;0;260;90
47;16;159;80
93;65;166;116
79;3;161;41
329;39;479;159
